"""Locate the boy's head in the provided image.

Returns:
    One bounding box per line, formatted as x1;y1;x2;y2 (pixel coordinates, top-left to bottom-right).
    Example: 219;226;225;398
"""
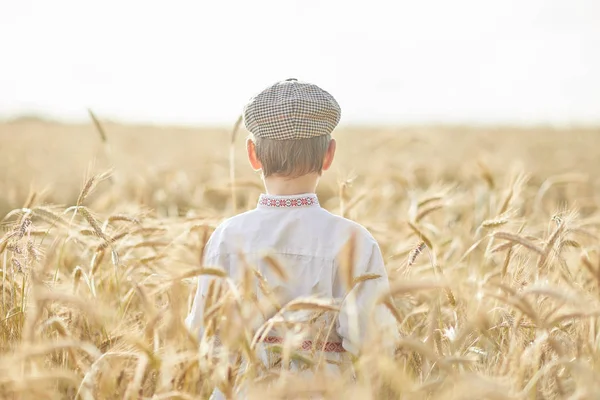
243;79;341;178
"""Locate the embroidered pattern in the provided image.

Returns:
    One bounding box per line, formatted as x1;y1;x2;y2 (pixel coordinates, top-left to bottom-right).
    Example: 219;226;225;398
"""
210;335;345;353
262;336;345;353
258;194;319;208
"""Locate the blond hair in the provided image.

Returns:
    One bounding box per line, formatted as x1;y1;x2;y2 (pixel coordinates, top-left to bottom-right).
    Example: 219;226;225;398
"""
252;134;331;178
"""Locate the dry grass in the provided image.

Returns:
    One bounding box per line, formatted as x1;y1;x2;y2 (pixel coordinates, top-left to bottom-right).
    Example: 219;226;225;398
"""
1;120;600;399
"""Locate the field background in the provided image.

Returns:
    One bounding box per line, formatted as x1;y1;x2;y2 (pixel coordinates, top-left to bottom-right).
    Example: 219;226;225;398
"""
2;121;599;216
2;120;600;399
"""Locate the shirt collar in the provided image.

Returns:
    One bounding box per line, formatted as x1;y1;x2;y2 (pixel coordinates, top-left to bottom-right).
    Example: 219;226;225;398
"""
257;193;320;209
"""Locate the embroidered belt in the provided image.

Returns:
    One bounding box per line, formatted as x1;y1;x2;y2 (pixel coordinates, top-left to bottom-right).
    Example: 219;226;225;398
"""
262;336;346;353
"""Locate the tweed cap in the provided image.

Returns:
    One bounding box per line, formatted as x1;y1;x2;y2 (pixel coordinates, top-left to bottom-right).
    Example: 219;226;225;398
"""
243;78;341;140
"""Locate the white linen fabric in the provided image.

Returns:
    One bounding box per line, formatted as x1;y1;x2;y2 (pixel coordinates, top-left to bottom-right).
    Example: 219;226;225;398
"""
185;193;398;396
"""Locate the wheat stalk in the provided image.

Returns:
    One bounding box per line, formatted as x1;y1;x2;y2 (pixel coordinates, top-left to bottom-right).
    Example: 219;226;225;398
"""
337;230;357;291
229;115;243;213
2;126;599;399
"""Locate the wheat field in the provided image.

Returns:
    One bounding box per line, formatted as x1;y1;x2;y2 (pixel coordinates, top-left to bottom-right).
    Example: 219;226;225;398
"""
1;119;600;399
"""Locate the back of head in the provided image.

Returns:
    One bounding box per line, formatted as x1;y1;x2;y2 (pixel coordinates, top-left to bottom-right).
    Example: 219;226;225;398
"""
243;78;341;178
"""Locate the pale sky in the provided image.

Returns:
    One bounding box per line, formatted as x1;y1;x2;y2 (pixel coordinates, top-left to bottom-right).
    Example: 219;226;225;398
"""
1;0;599;126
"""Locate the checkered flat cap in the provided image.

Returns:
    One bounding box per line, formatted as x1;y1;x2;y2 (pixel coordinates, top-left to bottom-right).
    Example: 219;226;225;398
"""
243;78;341;140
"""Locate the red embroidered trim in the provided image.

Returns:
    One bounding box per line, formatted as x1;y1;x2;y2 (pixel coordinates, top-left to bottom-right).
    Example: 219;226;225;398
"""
258;194;319;208
210;336;345;353
262;336;345;353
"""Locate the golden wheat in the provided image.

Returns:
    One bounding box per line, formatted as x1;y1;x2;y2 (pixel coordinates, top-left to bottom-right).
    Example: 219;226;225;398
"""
0;122;599;399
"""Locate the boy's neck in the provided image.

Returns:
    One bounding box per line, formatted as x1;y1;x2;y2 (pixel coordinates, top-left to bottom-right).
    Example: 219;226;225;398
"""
263;173;320;196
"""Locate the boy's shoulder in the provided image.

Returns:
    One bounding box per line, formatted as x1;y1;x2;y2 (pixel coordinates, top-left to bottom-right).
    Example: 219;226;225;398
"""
210;207;379;247
203;209;258;257
215;207;263;226
209;208;258;235
322;209;380;245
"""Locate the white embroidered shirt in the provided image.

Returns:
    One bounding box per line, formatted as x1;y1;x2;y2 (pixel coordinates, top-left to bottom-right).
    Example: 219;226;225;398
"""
185;193;397;359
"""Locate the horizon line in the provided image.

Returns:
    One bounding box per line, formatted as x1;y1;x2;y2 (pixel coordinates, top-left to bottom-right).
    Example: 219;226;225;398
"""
2;112;600;130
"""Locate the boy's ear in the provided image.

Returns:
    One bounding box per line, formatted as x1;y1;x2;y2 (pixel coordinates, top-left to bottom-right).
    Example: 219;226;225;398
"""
246;138;262;171
322;138;336;171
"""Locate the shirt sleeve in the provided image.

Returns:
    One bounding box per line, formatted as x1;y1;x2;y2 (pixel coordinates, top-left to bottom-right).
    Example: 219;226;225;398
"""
335;238;399;356
185;231;228;341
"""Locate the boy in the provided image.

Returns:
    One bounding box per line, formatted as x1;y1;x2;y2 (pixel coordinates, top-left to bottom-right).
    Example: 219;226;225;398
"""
186;78;397;392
